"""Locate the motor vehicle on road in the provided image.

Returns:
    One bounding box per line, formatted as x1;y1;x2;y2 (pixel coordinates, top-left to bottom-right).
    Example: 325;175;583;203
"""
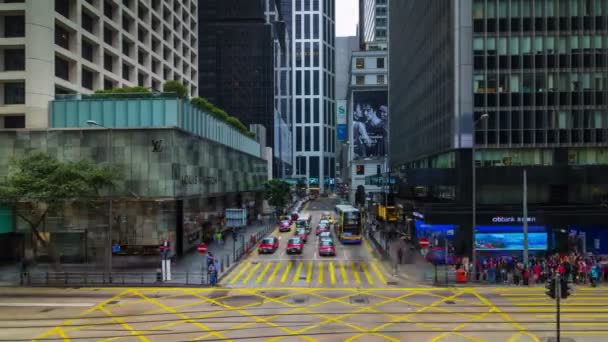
258;236;279;254
316;223;330;235
318;240;336;256
278;220;292;232
286;237;303;254
294;228;308;243
319;231;332;241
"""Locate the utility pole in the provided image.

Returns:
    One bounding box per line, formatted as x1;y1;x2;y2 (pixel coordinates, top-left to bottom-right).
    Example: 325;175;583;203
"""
523;169;529;266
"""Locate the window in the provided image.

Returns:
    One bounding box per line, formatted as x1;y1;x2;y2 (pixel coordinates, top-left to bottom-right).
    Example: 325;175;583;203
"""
4;16;24;37
356;165;364;175
356;76;364;85
82;12;95;33
305;127;311;151
81;41;94;61
3;115;24;128
313;127;320;151
103;79;114;90
377;75;385;84
376;29;387;38
122;63;131;80
376;58;385;68
103;26;114;46
355;58;364;69
296;127;302;151
103;1;114;19
4;49;24;71
55;0;70;18
104;53;113;72
55;25;70;49
55;57;70;80
4;82;24;104
81;68;94;89
376;18;387;27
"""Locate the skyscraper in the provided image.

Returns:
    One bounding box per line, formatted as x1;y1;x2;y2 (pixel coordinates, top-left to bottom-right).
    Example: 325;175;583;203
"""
359;0;388;50
0;0;198;129
198;0;275;168
288;0;336;192
390;1;608;256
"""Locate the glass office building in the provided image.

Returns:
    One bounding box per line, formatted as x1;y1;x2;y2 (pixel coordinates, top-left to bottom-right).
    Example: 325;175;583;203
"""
390;0;608;255
288;0;336;192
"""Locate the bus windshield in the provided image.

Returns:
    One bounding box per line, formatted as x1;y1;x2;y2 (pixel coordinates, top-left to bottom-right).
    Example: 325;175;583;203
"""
343;212;359;226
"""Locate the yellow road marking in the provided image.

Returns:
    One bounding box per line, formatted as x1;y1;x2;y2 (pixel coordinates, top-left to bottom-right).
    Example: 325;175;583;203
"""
360;262;374;285
267;262;282;284
256;263;272;284
55;327;71;342
329;262;336;285
280;261;293;283
98;306;150;342
370;261;387;285
228;262;251;284
242;262;261;284
318;261;324;284
292;261;304;283
351;262;361;284
306;261;313;282
339;261;349;285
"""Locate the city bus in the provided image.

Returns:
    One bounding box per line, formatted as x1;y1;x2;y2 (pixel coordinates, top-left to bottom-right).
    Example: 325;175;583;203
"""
334;205;362;244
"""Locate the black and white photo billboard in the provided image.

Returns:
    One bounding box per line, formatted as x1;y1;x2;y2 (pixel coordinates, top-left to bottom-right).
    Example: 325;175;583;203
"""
352;91;388;159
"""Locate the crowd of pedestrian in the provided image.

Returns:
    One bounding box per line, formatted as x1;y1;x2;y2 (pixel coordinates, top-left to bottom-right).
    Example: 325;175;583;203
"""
457;253;608;287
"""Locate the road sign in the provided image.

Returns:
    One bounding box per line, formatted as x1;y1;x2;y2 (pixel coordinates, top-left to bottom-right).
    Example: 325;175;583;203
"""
197;243;208;254
419;238;429;249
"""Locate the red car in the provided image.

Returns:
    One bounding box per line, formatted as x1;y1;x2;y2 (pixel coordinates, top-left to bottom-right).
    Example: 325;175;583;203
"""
294;228;308;243
318;240;336;256
316;224;330;235
286;237;303;254
278;220;292;232
258;236;279;254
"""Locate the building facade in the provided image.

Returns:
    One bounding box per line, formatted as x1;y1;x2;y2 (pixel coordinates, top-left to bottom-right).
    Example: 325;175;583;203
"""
265;0;293;177
0;95;267;264
359;0;388;50
198;0;275;169
0;0;198;129
348;49;388;203
390;1;608;256
288;0;336;192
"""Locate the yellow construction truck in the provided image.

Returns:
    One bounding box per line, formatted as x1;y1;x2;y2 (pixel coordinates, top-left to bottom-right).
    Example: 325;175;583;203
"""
376;193;398;222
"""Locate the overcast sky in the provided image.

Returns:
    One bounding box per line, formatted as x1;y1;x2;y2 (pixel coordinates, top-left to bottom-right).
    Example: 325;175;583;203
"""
336;0;358;37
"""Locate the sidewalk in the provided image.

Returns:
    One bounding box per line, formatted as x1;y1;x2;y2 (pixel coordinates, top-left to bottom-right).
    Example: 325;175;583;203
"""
0;221;275;286
366;229;427;283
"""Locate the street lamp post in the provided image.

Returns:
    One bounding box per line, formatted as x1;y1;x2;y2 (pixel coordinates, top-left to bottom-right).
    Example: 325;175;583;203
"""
87;120;113;275
471;113;488;276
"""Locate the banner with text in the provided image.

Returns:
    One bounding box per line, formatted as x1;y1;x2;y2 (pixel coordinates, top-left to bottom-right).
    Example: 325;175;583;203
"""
352;91;388;159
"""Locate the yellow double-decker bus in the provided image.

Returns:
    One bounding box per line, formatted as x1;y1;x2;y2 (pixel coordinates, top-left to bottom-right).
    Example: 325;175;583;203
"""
334;205;362;244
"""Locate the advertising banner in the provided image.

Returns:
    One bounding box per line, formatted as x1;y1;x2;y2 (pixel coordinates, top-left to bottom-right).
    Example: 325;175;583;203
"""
475;232;548;251
337;100;347;124
352;91;388;159
337;124;347;141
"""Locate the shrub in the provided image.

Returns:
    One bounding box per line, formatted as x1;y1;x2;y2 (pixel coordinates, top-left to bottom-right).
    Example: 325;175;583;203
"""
91;86;152;98
163;80;188;98
190;96;256;138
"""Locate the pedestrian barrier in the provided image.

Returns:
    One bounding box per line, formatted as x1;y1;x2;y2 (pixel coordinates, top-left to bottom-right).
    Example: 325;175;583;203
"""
19;271;215;287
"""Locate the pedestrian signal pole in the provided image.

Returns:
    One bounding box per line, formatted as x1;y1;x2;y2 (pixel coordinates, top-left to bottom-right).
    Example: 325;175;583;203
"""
556;273;560;342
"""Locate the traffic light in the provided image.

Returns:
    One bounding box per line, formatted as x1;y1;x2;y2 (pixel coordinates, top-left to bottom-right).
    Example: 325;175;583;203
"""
560;278;572;299
545;278;556;299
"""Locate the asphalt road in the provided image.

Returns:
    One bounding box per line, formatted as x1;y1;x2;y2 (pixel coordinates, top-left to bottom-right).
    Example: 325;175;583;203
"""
221;197;392;288
5;286;608;341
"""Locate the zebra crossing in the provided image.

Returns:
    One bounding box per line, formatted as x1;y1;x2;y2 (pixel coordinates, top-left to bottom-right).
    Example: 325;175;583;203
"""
222;260;388;287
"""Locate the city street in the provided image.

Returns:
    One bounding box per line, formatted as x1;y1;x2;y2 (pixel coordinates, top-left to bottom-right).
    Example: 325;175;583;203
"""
222;198;392;288
5;286;608;341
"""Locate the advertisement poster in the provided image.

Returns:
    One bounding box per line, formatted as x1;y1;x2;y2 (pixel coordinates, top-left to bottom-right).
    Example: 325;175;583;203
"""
337;100;347;141
352;91;388;159
475;232;548;251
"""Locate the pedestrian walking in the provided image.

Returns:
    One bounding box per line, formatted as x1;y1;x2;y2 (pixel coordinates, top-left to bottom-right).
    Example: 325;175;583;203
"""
208;263;217;285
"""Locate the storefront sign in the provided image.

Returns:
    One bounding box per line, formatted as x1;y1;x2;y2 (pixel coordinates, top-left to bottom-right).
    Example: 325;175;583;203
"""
492;216;536;223
181;175;218;185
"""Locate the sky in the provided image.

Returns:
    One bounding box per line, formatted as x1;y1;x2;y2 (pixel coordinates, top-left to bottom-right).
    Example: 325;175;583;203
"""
336;0;358;37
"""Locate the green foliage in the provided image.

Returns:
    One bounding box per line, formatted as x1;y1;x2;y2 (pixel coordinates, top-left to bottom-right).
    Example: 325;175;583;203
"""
0;153;119;264
190;97;255;138
91;86;152;98
263;179;291;213
163;80;189;98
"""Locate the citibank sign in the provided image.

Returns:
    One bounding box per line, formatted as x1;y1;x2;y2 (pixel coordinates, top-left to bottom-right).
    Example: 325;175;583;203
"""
492;216;536;223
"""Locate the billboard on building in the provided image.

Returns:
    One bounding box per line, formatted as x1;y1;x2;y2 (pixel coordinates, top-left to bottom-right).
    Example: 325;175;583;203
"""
337;100;347;141
352;91;388;159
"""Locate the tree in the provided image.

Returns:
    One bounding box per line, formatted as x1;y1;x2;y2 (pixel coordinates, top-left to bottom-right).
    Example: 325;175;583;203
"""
0;153;118;267
263;179;291;216
355;185;366;207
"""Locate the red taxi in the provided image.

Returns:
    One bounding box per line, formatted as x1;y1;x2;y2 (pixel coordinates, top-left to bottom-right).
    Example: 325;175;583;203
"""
286;237;303;254
258;236;279;254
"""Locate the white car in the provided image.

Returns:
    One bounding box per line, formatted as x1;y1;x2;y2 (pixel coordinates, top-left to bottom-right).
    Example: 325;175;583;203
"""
319;231;333;242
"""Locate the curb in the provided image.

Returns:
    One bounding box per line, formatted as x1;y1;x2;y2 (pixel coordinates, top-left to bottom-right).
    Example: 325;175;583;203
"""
218;226;277;283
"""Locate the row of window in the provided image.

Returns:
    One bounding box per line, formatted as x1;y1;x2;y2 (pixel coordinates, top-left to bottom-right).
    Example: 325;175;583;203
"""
475;110;608;130
473;0;608;19
474;72;608;94
355;75;386;85
474;35;608;55
475;128;608;145
294;126;336;153
295;156;336;179
355;57;385;69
